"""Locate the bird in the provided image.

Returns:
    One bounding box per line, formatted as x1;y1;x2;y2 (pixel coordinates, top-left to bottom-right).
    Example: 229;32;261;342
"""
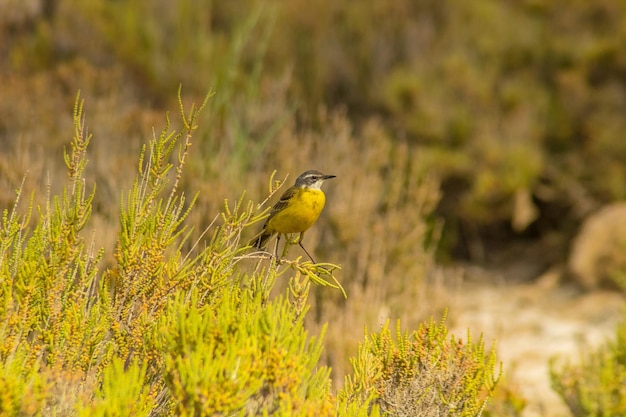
251;170;336;262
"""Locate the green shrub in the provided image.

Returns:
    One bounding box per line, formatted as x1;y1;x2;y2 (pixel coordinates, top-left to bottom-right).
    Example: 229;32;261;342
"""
0;92;501;415
152;288;333;416
551;316;626;417
0;347;47;416
0;91;340;415
0;94;104;377
339;315;501;417
76;358;155;417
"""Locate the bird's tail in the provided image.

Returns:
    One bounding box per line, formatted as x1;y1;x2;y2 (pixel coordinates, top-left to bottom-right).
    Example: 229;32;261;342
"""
249;231;273;250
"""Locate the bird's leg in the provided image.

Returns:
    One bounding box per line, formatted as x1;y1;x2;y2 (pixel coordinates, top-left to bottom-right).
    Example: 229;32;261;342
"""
297;232;317;264
273;234;281;262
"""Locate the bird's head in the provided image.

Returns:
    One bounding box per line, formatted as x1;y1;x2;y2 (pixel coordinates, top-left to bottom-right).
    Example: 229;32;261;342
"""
295;170;336;190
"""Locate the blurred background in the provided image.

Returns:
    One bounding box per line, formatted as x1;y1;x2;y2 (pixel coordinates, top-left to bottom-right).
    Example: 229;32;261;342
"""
2;0;626;415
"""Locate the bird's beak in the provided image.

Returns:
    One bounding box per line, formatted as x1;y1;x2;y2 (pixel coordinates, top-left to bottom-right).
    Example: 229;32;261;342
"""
323;174;336;180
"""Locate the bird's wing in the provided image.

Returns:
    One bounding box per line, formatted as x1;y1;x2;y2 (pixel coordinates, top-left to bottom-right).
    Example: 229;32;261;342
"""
251;186;298;248
267;186;298;220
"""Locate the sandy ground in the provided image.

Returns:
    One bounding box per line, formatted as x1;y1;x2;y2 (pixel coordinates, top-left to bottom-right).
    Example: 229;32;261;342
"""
448;267;625;417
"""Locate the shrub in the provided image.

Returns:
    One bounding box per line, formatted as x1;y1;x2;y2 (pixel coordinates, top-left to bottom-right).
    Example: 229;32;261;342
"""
551;315;626;417
0;92;500;415
339;315;501;417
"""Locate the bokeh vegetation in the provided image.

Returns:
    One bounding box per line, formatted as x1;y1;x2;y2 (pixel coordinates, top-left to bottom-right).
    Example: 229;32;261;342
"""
3;0;626;264
2;0;626;415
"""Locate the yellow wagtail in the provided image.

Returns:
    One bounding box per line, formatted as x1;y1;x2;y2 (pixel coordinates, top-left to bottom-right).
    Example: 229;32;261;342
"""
251;170;336;262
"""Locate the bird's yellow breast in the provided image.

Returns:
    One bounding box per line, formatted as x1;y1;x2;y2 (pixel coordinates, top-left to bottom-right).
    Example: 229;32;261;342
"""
267;188;326;234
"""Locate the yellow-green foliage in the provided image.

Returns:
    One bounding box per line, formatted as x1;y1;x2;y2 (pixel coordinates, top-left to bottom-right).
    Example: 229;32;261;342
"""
153;289;333;416
0;92;332;415
0;95;104;376
76;358;155;417
0;348;47;416
550;315;626;417
481;377;527;417
340;316;501;417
